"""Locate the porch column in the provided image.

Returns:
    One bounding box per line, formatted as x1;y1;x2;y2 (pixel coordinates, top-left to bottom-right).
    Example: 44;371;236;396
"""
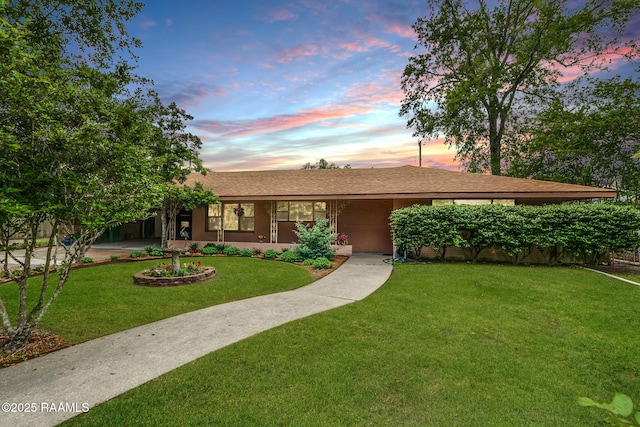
328;200;338;233
270;201;278;243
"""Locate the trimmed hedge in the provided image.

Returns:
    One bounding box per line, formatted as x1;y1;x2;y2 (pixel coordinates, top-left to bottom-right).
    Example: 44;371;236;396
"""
390;204;640;266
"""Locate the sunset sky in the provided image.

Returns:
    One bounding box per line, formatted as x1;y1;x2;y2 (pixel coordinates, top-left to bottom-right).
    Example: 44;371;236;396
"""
129;1;638;172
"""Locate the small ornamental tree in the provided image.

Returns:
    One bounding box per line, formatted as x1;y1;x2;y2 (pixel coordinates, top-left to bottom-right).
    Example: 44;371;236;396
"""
147;96;214;248
0;1;209;352
160;183;218;249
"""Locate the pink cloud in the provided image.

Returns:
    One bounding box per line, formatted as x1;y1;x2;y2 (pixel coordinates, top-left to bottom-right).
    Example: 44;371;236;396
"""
193;104;373;138
365;12;416;39
266;9;299;23
278;43;324;63
384;24;415;39
338;41;368;53
363;35;401;53
335;35;402;59
548;45;639;83
343;79;405;107
201;135;459;173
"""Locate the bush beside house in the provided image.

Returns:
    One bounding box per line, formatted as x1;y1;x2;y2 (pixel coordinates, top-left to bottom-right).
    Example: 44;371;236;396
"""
293;219;337;260
390;204;640;266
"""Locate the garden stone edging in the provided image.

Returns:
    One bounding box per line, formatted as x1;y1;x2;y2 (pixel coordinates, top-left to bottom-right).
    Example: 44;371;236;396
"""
133;267;216;287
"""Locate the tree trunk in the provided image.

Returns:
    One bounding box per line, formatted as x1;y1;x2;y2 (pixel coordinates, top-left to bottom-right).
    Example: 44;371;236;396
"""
2;324;32;353
171;252;180;275
160;206;168;249
488;112;502;176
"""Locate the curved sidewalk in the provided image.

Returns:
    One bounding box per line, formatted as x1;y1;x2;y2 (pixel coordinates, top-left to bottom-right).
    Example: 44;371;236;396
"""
0;254;393;427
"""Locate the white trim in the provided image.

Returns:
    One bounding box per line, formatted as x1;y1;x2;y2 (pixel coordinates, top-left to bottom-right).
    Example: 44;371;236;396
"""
584;268;640;287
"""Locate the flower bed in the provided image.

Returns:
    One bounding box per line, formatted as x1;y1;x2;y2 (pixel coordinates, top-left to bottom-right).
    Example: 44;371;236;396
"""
133;267;215;287
133;261;215;287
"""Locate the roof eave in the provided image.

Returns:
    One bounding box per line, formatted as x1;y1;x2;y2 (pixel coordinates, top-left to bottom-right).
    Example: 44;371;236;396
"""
217;191;617;202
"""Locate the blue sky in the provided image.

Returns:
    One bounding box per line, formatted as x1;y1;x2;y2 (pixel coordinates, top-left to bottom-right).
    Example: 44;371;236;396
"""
128;1;638;172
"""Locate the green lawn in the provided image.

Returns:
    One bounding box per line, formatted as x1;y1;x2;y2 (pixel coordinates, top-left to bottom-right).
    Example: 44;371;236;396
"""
0;257;313;344
63;263;640;426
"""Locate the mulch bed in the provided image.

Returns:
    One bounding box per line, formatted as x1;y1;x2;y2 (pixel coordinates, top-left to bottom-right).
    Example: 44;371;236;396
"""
593;260;640;278
0;329;69;368
305;255;348;280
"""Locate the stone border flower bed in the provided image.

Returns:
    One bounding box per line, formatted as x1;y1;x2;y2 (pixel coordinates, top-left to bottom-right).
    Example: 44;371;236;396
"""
133;267;215;287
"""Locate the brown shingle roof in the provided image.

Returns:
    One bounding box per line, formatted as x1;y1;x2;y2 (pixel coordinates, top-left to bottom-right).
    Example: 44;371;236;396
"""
184;165;616;201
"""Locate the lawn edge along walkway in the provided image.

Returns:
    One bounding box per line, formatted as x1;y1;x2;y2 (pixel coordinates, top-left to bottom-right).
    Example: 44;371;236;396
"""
585;267;640;287
0;254;392;427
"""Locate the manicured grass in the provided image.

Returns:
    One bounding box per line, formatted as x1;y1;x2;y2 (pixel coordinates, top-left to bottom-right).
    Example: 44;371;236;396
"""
607;271;640;285
0;257;313;344
64;263;640;426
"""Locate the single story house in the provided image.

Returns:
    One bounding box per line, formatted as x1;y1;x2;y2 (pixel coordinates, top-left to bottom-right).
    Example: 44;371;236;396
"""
173;165;616;255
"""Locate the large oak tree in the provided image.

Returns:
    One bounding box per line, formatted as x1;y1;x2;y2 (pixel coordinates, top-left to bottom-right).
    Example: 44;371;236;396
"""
400;0;639;175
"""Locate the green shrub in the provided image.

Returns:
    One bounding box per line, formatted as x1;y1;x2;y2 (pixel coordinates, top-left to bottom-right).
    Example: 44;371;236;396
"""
302;258;315;266
294;218;337;260
278;250;302;263
239;249;254;257
223;246;242;256
80;257;93;264
129;250;146;258
110;254;120;261
263;249;279;259
145;246;164;257
202;246;219;255
204;243;227;252
389;204;640;266
312;257;333;269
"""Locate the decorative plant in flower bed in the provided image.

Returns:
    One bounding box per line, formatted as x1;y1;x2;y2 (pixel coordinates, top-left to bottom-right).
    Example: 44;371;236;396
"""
133;260;215;287
143;261;206;277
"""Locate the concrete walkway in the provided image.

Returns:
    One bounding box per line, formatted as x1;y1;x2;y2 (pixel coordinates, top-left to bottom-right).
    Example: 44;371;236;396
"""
0;254;393;426
2;240;157;267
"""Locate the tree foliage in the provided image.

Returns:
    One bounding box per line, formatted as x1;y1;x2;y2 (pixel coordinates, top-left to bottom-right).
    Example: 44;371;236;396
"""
146;97;214;248
301;159;351;170
0;1;208;351
506;76;640;203
400;0;639;175
160;183;218;248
